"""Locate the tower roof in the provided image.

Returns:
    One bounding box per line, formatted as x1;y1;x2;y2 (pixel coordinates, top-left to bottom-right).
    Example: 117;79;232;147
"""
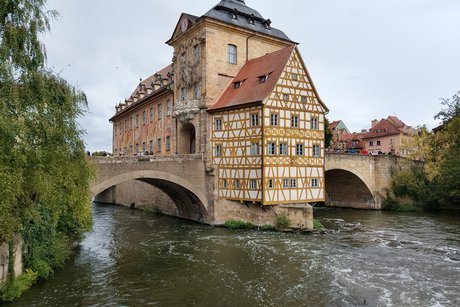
204;0;292;42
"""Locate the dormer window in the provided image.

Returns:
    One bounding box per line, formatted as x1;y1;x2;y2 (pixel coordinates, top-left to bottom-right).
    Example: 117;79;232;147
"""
230;10;238;20
258;75;267;83
233;81;242;89
249;18;254;25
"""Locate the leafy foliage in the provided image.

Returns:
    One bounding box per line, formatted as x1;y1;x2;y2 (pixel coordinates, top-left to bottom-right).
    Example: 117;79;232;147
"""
313;218;324;230
0;0;93;300
275;214;289;229
224;220;256;230
390;91;460;210
324;118;333;149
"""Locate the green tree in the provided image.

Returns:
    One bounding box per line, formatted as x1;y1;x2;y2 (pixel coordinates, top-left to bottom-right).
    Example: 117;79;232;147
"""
1;0;92;300
324;117;333;149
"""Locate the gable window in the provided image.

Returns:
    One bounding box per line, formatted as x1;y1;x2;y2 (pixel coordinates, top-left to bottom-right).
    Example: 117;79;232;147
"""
251;142;260;156
270;113;278;126
167;100;171;116
166;136;171;151
268;142;276;155
292;73;298;81
215;118;222;131
279;143;288;155
291;115;299;128
283;179;289;188
250;179;257;190
215;144;222;157
251;113;259;127
193;45;200;65
157;138;162;153
312;117;319;130
296;143;304;156
193;82;200;99
228;44;237;64
301;96;307;103
311;178;319;188
180;87;186;101
283;94;289;101
158;104;162;119
313;144;321;157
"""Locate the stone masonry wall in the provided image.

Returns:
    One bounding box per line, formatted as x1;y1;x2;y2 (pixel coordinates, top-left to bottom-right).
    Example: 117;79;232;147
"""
0;235;24;287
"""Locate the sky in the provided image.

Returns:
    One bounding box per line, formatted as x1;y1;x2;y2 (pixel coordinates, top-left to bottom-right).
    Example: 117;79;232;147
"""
42;0;460;152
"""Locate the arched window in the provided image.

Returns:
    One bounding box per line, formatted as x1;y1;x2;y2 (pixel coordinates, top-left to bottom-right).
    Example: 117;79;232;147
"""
228;44;237;64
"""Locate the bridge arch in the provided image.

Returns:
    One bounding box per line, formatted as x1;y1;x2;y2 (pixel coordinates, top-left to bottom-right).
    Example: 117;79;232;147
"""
91;170;209;222
325;168;376;209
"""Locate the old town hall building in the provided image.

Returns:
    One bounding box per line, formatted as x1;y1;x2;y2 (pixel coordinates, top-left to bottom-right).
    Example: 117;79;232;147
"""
110;0;328;224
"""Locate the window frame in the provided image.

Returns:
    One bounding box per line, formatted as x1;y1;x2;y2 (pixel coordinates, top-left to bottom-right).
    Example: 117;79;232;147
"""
228;44;237;64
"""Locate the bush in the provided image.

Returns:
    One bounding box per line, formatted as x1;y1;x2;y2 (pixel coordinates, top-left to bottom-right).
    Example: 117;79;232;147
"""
313;219;324;230
260;224;275;231
224;220;255;230
275;214;289;229
0;269;38;302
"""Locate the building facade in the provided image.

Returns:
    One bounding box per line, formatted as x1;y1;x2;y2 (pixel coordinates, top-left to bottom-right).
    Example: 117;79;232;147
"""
110;0;328;224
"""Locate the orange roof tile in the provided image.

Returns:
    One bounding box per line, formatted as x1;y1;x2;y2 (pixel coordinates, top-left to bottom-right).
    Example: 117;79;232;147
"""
208;45;295;112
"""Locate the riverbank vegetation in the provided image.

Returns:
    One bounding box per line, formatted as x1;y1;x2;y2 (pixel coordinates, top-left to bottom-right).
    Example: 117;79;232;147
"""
386;91;460;211
0;0;92;301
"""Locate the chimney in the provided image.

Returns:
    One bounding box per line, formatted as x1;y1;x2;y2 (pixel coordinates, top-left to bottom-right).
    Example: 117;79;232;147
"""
371;119;379;128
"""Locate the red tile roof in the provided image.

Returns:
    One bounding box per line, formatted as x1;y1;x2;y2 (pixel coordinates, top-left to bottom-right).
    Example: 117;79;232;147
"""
363;116;407;139
208;45;295;112
130;64;172;98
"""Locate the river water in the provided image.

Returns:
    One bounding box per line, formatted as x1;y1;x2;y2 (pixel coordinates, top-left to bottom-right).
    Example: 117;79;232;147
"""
9;204;460;306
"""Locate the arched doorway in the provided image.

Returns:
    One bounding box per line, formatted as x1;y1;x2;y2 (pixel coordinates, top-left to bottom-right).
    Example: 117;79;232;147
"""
325;169;375;209
179;123;196;154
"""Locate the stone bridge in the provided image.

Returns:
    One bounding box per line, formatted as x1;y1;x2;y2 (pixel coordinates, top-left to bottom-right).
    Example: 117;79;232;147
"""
324;153;409;209
91;153;407;224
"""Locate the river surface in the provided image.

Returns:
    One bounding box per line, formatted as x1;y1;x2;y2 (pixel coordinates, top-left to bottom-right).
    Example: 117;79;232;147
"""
9;204;460;306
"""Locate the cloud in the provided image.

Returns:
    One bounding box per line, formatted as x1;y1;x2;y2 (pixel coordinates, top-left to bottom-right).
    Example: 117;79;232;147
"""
44;0;460;151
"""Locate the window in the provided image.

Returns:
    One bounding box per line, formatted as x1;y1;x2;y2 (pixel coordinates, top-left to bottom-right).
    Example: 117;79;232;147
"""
167;100;171;116
157;138;162;153
149;140;153;152
193;45;199;64
369;141;374;146
124;120;128;132
136;143;139;153
181;87;186;101
251;113;259;127
228;44;237;64
215;118;222;131
258;75;267;83
158;104;162;119
150;107;154;122
290;179;297;188
235;179;240;189
268;142;276;155
377;140;381;146
142;111;146;124
130;116;133;129
283;94;289;101
233;81;242;89
283;179;289;188
129;145;133;155
292;73;298;81
215;144;222;157
250;179;257;190
136;114;139;127
311;178;319;188
142;142;146;153
270;113;278;126
166;136;171;151
193;82;200;99
223;179;227;189
313;144;321;157
390;139;395;145
312;117;319;130
291;115;299;128
279;143;288;155
268;179;274;189
251;142;260;155
301;96;307;103
296;143;304;156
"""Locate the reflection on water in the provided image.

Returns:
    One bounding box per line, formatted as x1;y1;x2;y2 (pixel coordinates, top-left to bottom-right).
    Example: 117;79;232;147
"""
10;205;460;306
